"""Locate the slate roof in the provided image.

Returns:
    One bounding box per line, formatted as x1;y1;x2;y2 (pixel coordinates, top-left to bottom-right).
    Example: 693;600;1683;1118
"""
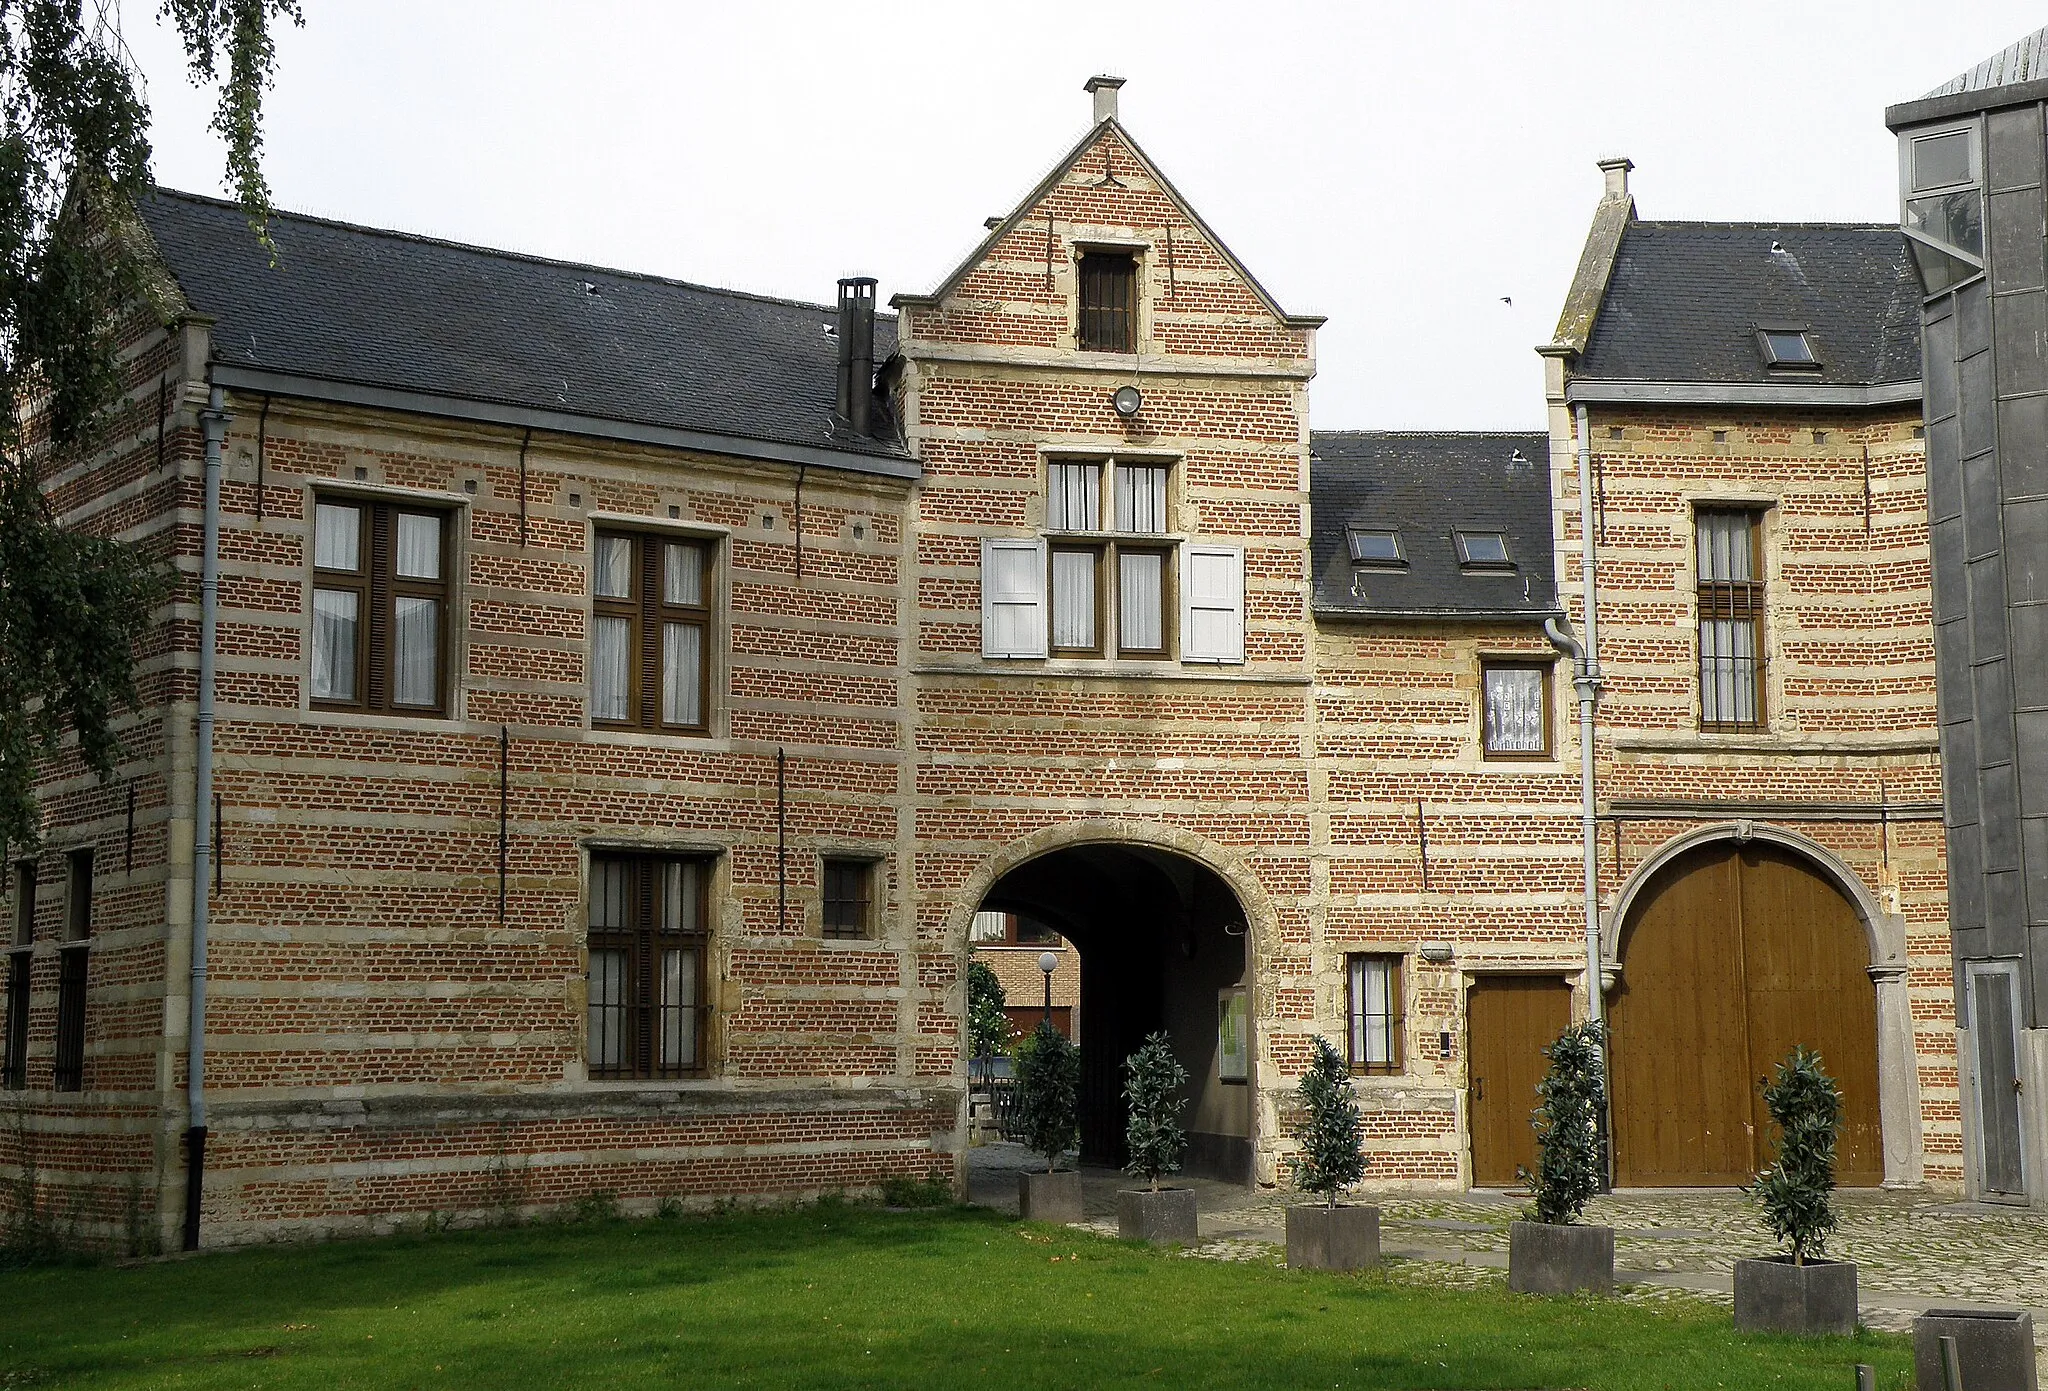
1309;432;1556;620
1924;24;2048;98
135;189;909;470
1575;221;1921;388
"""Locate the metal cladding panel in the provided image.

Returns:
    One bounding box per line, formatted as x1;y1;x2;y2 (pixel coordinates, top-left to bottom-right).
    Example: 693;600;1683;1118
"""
1974;659;2017;767
1959;279;1994;355
1926;310;1959;421
2026;817;2048;915
1964;450;2004;557
1944;706;1984;820
2011;603;2048;707
1962;354;1997;456
1929;419;1963;518
1989;191;2047;292
1938;617;1976;723
1988;104;2047;190
1983;762;2023;870
1986;869;2027;955
1997;396;2048;496
2019;710;2048;813
2003;499;2048;603
1993;290;2048;394
1971;555;2010;656
1950;809;1987;928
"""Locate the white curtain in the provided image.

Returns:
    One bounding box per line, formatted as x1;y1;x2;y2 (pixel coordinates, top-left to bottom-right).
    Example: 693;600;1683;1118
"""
594;534;633;599
1349;957;1393;1067
1484;667;1545;752
589;858;629;930
310;589;359;700
392;596;439;706
1696;511;1753;582
1047;462;1099;532
1051;550;1097;649
1114;464;1168;533
1119;550;1164;650
970;910;1008;943
591;615;631;721
313;502;360;571
662;622;702;726
588;947;626;1070
1700;618;1758;724
662;861;701;933
395;512;441;580
661;946;699;1069
664;541;703;605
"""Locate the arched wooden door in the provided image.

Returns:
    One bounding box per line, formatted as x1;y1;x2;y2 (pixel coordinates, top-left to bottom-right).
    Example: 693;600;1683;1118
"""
1609;840;1883;1187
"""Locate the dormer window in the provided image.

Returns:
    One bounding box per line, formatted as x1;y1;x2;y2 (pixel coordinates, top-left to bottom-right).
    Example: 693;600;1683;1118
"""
1757;328;1819;370
1453;530;1512;569
1346;527;1404;566
1078;252;1137;353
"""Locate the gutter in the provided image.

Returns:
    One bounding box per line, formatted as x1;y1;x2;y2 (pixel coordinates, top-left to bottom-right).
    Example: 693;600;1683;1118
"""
184;384;228;1251
1312;605;1564;624
206;366;923;482
1564;378;1921;408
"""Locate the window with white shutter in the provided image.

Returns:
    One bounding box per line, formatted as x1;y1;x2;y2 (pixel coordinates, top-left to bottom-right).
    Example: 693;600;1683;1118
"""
1180;545;1244;664
981;538;1048;658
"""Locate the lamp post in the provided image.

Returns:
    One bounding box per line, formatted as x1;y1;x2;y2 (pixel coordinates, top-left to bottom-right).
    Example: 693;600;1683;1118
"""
1038;950;1057;1027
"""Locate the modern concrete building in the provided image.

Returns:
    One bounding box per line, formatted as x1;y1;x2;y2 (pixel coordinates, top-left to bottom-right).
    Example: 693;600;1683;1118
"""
1888;25;2048;1207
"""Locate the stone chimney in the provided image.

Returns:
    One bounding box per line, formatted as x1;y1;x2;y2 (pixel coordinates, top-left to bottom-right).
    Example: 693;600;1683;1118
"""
1598;155;1634;201
1086;75;1126;125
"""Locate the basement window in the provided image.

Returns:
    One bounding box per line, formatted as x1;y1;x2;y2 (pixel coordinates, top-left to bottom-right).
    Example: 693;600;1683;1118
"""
1345;527;1404;566
1453;530;1512;569
1757;328;1818;369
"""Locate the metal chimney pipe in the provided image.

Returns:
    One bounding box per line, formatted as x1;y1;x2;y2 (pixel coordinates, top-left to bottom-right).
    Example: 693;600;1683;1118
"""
837;277;876;436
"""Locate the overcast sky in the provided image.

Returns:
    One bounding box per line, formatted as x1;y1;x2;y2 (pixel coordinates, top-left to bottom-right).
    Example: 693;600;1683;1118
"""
124;2;2043;432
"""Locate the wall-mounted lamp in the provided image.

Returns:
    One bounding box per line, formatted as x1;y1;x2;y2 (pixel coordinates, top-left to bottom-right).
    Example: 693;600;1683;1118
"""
1417;942;1455;964
1112;385;1143;417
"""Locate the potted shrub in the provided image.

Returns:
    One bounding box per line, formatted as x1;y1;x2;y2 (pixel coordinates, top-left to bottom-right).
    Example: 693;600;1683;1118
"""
1507;1020;1615;1296
1116;1031;1198;1246
1012;1019;1083;1223
1734;1046;1857;1336
1285;1035;1378;1270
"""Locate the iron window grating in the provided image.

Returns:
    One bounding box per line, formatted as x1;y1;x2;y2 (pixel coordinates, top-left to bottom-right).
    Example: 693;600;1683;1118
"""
821;857;876;940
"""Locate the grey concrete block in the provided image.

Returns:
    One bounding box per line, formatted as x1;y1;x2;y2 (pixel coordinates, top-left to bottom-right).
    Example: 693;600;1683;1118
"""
1913;1308;2037;1391
1732;1257;1858;1337
1116;1187;1199;1246
1285;1203;1380;1272
1018;1169;1083;1224
1506;1220;1613;1296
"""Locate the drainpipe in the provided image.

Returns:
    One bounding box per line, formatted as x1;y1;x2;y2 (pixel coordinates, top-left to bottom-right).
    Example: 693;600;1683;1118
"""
184;384;228;1252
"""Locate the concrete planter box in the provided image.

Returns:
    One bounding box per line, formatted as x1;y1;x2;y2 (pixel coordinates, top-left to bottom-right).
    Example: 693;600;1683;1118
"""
1732;1256;1858;1337
1117;1187;1199;1246
1285;1204;1380;1271
1913;1309;2038;1391
1507;1220;1614;1296
1017;1169;1083;1224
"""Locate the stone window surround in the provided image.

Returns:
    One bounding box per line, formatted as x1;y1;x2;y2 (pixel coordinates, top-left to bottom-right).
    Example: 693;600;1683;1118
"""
1063;236;1152;355
1685;489;1781;737
585;512;731;743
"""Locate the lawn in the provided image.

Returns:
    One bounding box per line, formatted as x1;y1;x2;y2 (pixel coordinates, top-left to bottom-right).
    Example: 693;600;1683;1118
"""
0;1201;1910;1390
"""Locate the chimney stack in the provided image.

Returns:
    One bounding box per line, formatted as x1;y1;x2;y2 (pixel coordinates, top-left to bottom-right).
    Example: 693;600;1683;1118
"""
836;277;877;437
1085;75;1125;125
1598;155;1634;201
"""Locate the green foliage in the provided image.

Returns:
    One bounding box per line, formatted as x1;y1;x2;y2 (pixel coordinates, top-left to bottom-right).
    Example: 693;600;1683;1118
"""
877;1176;950;1209
0;0;299;849
1748;1045;1842;1265
1288;1035;1366;1209
966;957;1013;1059
1122;1030;1188;1190
1518;1020;1607;1226
1012;1019;1079;1174
568;1191;619;1224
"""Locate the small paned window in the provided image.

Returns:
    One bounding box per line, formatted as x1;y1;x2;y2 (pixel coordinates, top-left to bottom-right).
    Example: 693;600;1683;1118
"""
1047;462;1101;532
3;862;32;1090
52;850;91;1093
590;532;712;733
821;859;875;940
65;850;92;941
1482;662;1551;758
1454;531;1512;568
1347;954;1403;1075
1043;458;1177;659
586;855;710;1079
1049;546;1102;654
1113;464;1169;534
970;911;1059;947
1696;508;1766;730
1077;252;1137;353
310;499;452;714
10;860;32;947
1757;329;1818;368
1346;528;1404;566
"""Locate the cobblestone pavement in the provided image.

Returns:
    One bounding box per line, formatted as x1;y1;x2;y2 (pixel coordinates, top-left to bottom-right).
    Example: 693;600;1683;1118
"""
967;1143;2048;1370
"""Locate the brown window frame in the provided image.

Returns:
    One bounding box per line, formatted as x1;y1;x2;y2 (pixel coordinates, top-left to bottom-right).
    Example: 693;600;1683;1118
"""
52;849;92;1093
1047;543;1105;656
3;860;31;1090
1695;507;1768;732
1479;660;1554;760
1044;456;1177;660
590;530;714;735
310;497;454;716
820;857;877;940
1077;251;1138;354
585;854;712;1081
1346;953;1404;1076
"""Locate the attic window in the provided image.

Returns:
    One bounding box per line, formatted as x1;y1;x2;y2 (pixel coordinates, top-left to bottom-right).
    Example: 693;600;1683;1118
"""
1454;531;1512;569
1078;252;1137;353
1758;329;1817;368
1346;527;1404;566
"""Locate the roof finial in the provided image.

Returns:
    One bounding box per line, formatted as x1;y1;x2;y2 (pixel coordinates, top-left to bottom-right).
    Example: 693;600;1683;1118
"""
1085;75;1126;125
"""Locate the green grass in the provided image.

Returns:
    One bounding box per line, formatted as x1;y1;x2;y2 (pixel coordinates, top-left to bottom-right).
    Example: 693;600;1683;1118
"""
0;1202;1910;1390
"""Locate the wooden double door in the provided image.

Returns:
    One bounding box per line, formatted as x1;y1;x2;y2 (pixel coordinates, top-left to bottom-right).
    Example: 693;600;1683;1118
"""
1609;841;1883;1187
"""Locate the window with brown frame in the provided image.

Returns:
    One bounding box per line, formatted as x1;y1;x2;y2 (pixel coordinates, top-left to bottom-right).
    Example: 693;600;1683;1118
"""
590;531;712;733
821;858;876;940
310;498;453;714
1045;458;1174;658
586;854;710;1080
1480;661;1552;758
52;850;91;1093
1077;251;1137;353
3;861;32;1090
1048;544;1103;655
1695;508;1766;731
1346;953;1403;1075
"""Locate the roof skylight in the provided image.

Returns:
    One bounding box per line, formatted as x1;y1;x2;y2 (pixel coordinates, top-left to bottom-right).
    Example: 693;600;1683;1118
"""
1454;530;1512;568
1346;527;1404;566
1758;328;1819;369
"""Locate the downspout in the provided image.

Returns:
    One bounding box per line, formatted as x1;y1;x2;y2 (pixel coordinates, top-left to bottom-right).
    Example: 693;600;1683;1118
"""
184;384;228;1252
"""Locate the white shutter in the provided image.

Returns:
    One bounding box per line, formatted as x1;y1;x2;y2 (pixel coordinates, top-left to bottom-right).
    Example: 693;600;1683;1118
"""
980;537;1048;658
1181;544;1244;664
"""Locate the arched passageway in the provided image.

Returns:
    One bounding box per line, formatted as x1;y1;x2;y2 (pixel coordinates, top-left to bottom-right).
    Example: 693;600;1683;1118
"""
978;842;1252;1180
1608;839;1883;1187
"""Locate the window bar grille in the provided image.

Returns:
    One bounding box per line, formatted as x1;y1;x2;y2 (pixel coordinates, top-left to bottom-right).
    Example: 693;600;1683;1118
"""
53;946;86;1092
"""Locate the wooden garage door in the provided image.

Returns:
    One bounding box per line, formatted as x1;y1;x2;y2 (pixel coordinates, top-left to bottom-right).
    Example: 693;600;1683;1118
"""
1609;841;1882;1187
1468;976;1573;1187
